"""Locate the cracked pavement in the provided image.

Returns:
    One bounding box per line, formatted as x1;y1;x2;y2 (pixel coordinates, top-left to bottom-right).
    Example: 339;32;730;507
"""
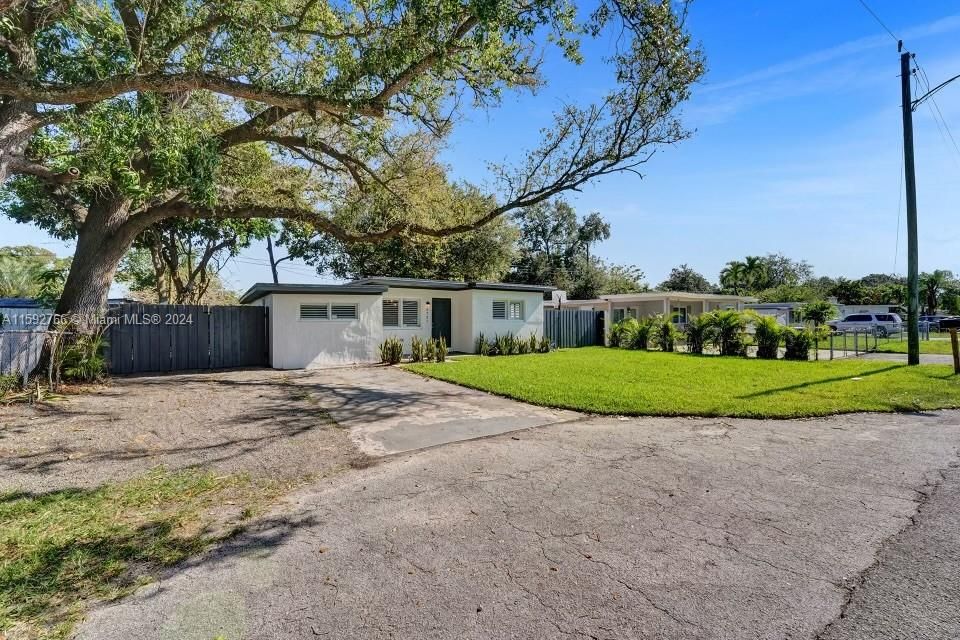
76;410;960;640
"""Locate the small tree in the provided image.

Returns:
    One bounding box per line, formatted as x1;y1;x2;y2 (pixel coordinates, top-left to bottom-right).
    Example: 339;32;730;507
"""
798;301;836;326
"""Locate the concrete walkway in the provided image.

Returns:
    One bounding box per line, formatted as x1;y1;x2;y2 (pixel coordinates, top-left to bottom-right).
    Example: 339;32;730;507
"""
288;366;578;456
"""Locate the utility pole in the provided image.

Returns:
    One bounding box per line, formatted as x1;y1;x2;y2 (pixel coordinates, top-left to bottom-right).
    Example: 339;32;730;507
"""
900;46;920;365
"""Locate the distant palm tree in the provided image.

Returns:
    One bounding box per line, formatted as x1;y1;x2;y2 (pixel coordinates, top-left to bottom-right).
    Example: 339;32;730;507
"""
720;261;747;295
743;255;766;292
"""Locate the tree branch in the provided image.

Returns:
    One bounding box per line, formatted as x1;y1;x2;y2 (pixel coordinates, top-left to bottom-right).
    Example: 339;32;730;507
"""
0;73;386;117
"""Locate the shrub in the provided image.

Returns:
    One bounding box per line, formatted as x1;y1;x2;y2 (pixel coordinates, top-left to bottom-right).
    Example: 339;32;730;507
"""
379;337;404;364
684;315;712;355
410;336;426;362
783;328;814;361
608;318;634;348
798;300;837;326
516;338;530;354
475;333;490;356
59;331;108;382
0;373;19;397
434;337;448;362
752;314;783;360
528;334;538;353
627;319;652;350
538;336;551;353
495;333;515;355
651;316;678;352
425;338;437;361
704;310;747;357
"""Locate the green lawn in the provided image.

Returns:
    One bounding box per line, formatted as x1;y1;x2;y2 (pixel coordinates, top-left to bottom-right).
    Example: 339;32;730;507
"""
863;336;957;355
405;347;960;418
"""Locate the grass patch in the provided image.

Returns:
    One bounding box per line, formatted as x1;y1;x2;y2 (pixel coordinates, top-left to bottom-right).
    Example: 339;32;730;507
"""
863;336;957;355
0;468;275;640
405;347;960;418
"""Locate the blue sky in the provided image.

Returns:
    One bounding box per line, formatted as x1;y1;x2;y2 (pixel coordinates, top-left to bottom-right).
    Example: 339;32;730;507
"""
3;1;959;292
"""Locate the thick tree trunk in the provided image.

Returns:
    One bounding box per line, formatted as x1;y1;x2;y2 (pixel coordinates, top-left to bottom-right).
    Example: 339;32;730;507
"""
0;100;41;182
54;198;140;332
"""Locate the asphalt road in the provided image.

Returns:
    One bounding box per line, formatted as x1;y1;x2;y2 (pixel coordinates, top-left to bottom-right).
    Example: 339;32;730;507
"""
76;410;960;640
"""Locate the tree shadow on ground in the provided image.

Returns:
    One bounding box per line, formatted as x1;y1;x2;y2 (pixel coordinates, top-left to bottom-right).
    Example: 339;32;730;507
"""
735;365;903;399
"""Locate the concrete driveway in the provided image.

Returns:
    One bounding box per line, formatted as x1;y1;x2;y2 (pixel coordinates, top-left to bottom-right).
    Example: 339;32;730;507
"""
288;365;578;456
76;409;960;640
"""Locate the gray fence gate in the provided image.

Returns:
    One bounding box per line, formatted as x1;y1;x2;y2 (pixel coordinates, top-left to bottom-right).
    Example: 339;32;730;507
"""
544;309;604;348
106;303;268;374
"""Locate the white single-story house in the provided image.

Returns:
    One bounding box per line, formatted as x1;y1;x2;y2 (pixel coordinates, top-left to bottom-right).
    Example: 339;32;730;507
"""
745;301;814;326
239;277;552;369
548;291;756;326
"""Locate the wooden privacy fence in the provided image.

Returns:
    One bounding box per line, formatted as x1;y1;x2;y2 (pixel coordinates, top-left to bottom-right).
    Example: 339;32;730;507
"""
544;309;604;348
106;303;268;374
0;330;47;379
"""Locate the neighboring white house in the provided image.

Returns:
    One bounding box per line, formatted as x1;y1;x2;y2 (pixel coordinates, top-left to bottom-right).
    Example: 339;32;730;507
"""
239;277;552;369
548;291;755;325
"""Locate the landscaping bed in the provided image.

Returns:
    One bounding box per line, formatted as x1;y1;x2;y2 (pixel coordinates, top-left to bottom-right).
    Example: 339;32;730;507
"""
405;347;960;418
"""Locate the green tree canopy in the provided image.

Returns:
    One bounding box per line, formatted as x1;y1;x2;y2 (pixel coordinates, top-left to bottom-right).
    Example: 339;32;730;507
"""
0;0;705;327
658;263;715;293
0;244;69;298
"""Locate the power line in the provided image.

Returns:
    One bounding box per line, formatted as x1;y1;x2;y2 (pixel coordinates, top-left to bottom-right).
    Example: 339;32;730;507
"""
913;58;960;168
856;0;899;42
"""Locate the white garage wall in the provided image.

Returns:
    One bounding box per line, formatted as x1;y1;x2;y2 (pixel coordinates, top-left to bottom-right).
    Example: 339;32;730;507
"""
471;289;545;346
268;293;383;368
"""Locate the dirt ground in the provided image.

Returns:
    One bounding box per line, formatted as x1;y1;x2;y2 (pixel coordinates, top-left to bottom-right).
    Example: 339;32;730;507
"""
0;369;365;493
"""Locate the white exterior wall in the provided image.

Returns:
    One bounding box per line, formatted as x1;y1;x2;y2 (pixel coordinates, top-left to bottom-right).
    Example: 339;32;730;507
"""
267;293;383;368
470;289;545;346
379;287;476;353
255;285;546;368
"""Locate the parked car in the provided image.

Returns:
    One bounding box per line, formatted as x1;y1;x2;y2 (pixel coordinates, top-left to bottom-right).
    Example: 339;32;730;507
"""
827;313;903;337
919;315;952;331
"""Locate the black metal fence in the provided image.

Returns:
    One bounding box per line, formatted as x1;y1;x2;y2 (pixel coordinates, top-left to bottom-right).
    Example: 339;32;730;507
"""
106;303;268;374
544;309;604;348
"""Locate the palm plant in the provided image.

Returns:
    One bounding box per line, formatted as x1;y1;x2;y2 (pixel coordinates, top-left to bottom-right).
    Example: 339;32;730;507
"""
798;301;836;326
684;315;713;355
651;316;678;352
720;261;747;295
743;255;766;292
751;314;782;359
705;309;747;356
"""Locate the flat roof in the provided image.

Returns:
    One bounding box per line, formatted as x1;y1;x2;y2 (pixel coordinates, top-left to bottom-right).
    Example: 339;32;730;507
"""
349;277;554;293
600;291;757;302
239;278;554;304
238;283;389;304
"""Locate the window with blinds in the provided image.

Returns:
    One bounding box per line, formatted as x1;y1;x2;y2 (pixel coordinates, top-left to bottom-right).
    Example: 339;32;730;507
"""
383;299;400;326
402;300;419;326
299;304;329;320
330;304;358;320
494;300;524;320
383;299;419;327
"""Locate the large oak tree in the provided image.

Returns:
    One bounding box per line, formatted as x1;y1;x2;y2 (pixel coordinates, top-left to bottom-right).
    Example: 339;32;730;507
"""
0;0;703;328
